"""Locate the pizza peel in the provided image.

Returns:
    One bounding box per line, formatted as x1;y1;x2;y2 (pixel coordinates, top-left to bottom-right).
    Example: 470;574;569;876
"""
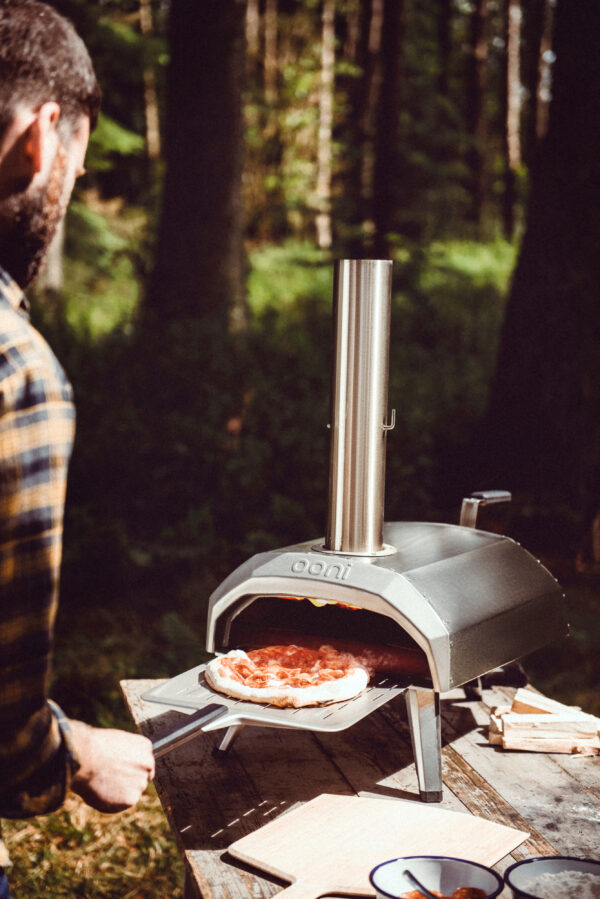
143;664;414;759
227;793;528;899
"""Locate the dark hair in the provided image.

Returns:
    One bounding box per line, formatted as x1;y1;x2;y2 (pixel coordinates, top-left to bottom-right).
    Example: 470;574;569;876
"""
0;0;101;140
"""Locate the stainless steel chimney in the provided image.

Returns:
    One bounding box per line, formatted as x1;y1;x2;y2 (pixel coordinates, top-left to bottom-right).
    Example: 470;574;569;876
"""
324;259;395;555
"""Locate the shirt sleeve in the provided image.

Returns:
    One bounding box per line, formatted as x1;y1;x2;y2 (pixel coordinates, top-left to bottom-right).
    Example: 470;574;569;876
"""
0;320;78;818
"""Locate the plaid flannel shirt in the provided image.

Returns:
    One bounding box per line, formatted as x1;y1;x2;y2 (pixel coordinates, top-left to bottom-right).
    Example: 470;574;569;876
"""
0;265;79;827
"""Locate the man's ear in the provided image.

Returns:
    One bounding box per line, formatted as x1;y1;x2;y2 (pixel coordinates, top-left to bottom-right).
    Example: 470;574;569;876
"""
22;102;61;175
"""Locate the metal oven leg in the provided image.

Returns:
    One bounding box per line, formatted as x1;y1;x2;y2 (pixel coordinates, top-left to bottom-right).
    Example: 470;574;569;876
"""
405;687;443;803
213;724;244;756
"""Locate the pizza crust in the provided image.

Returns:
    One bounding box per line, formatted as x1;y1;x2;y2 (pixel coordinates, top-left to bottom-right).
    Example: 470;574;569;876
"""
205;647;370;708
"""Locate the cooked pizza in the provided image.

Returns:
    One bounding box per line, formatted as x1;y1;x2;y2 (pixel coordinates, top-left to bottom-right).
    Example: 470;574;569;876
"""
204;644;370;708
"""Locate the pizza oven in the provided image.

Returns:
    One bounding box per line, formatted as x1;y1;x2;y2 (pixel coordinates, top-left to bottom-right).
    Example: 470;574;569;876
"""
145;260;567;803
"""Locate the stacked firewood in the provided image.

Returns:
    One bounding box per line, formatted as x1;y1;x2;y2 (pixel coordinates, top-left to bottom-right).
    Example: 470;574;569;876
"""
489;688;600;756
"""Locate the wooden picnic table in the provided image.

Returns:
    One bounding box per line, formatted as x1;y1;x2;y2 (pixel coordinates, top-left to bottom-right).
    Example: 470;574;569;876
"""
121;679;600;899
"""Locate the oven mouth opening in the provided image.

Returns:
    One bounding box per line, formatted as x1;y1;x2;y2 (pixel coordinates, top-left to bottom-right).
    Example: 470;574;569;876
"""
214;594;433;688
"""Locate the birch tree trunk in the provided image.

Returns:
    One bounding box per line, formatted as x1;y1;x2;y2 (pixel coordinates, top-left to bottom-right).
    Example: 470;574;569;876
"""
502;0;522;239
246;0;260;62
315;0;336;250
140;0;161;162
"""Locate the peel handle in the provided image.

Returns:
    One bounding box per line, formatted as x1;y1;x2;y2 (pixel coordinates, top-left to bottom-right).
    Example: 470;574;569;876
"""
152;703;227;759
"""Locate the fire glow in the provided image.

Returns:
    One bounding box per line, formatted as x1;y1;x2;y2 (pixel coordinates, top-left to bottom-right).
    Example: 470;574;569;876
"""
280;595;360;611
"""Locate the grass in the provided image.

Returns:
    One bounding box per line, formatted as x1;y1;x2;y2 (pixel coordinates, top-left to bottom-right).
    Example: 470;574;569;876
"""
2;791;184;898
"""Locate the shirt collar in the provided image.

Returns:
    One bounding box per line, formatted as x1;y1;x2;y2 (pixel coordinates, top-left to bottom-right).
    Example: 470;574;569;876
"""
0;264;31;317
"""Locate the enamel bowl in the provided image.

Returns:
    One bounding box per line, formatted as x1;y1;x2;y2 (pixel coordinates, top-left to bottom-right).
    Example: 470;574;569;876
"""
504;855;600;898
369;855;504;898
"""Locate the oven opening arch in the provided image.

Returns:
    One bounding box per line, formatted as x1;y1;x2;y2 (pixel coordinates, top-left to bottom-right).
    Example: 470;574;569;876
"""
206;571;449;692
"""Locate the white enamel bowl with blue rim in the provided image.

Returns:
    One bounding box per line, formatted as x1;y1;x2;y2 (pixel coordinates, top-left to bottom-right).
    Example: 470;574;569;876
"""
504;855;600;898
369;855;504;898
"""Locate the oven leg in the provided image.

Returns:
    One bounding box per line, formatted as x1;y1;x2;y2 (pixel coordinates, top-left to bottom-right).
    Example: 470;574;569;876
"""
213;724;244;756
405;687;443;803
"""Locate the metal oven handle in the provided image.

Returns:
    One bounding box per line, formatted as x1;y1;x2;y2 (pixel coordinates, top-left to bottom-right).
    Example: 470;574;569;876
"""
459;490;511;529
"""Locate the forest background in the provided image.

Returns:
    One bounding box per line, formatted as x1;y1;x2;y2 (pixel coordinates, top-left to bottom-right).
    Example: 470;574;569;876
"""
4;0;600;895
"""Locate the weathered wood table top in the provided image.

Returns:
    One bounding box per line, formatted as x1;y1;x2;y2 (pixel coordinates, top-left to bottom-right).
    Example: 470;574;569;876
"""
121;679;600;899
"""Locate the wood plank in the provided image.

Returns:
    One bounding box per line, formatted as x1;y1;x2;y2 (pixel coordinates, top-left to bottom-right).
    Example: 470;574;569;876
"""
187;850;282;899
440;689;600;856
441;744;557;859
123;679;597;899
123;681;286;899
311;695;428;801
122;679;391;899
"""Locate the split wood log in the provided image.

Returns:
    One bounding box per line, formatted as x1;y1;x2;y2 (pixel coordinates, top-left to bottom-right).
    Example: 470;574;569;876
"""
489;688;600;755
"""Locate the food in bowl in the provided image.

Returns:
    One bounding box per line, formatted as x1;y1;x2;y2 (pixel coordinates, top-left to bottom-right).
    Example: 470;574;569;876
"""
519;871;600;897
401;888;487;898
505;856;600;898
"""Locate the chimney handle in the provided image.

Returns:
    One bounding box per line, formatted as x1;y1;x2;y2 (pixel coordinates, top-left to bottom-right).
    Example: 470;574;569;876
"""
459;490;512;529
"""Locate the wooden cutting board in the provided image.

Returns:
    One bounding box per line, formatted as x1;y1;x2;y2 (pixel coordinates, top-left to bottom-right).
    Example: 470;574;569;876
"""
228;793;528;899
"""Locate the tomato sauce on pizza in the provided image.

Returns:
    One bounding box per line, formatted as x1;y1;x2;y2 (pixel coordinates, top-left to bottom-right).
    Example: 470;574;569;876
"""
205;644;370;708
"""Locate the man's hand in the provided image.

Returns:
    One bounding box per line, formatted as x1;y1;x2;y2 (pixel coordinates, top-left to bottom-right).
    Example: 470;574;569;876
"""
68;720;155;813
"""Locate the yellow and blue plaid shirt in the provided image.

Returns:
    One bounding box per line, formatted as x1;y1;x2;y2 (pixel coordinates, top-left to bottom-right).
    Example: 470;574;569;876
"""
0;265;79;825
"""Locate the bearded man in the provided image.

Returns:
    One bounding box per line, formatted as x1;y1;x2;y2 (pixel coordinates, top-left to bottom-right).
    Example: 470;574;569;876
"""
0;2;154;894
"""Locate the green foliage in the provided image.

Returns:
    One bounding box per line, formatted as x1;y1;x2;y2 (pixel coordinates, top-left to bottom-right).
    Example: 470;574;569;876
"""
385;239;516;516
86;112;145;173
246;240;333;314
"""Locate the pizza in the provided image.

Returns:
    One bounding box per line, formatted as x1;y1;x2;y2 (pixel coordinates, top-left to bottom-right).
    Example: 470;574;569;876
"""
204;644;370;708
231;626;431;679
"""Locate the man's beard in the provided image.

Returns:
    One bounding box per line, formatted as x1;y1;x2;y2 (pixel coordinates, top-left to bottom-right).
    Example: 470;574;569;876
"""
0;144;69;290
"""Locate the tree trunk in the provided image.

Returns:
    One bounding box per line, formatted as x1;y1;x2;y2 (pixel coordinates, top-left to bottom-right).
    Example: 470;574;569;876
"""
372;0;406;257
437;0;452;98
34;218;65;324
501;0;521;239
354;0;384;252
342;0;374;255
521;0;544;166
465;0;488;228
315;0;336;249
143;0;247;330
246;0;260;62
534;0;555;144
264;0;278;110
478;0;600;527
140;0;161;162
